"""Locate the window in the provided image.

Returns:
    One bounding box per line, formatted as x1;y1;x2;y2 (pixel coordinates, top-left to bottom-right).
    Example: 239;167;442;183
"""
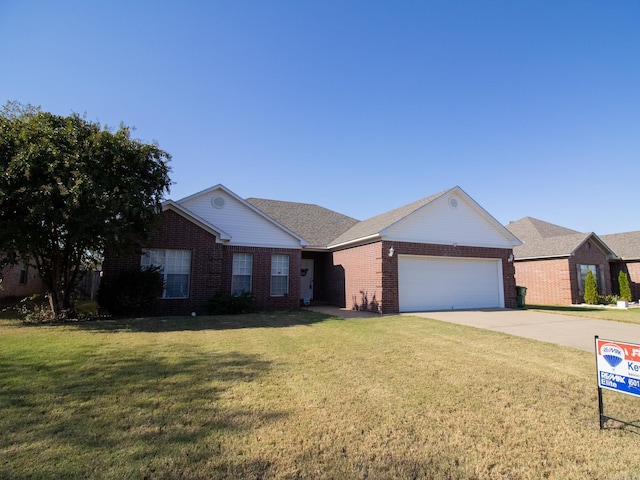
270;254;289;296
141;249;191;299
232;253;253;295
577;264;598;295
19;265;28;285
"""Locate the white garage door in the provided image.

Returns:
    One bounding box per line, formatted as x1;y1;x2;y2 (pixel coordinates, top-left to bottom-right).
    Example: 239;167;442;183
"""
398;255;504;312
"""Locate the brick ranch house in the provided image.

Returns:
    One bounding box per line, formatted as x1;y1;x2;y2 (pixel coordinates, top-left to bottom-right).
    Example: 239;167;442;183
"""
102;184;522;315
506;217;640;305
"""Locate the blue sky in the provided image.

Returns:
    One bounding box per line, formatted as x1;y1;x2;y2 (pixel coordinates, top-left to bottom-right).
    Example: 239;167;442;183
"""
2;1;639;234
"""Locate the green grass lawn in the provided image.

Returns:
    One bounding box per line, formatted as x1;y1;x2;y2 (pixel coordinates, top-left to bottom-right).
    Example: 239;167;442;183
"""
2;311;640;479
527;303;640;325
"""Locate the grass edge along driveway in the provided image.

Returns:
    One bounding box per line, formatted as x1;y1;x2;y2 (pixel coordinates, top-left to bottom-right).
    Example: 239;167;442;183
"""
1;311;639;479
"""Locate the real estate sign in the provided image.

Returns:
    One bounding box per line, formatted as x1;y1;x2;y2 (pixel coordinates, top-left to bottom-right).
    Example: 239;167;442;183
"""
596;337;640;398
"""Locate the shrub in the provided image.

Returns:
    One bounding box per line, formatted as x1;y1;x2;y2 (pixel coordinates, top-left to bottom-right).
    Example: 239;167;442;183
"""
98;266;164;315
10;295;58;323
598;294;619;305
583;270;599;305
207;291;255;315
619;271;633;302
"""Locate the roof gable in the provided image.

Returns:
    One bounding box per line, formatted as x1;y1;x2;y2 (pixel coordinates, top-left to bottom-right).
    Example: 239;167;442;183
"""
174;185;307;248
506;217;616;260
330;186;521;249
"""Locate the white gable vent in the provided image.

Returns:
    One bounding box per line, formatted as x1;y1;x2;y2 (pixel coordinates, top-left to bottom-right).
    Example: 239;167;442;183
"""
448;197;458;209
211;196;226;209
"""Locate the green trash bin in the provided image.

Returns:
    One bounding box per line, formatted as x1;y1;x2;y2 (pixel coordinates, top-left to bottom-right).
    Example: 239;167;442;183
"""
516;286;527;308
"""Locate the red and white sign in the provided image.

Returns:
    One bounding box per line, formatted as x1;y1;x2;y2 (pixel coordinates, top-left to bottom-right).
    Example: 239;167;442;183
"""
596;338;640;398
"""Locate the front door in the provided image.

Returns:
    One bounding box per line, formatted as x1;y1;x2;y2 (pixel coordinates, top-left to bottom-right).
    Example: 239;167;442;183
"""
300;259;314;301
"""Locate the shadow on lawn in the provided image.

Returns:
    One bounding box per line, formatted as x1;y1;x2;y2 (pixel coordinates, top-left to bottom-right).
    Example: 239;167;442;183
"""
1;347;284;478
72;310;340;332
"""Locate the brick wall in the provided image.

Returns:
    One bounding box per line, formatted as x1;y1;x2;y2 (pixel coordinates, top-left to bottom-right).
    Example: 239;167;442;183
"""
332;240;517;314
626;262;640;301
102;210;220;315
513;258;573;305
610;260;640;302
513;240;612;305
222;245;300;311
568;240;612;302
102;210;300;315
333;242;383;313
0;263;46;299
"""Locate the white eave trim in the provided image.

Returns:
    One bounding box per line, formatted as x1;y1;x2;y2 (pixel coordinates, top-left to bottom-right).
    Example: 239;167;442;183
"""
328;234;382;250
514;254;571;261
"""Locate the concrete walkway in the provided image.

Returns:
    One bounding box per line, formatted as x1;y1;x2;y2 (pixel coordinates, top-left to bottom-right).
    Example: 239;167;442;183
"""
308;305;640;352
404;309;640;352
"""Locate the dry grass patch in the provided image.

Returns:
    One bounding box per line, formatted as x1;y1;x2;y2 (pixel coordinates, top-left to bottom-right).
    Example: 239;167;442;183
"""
1;311;639;479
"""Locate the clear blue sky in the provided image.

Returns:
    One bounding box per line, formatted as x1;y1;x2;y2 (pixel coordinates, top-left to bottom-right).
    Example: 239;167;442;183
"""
2;1;639;234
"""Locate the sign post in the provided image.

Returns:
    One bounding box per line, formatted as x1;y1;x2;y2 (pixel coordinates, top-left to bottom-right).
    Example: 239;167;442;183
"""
595;336;640;430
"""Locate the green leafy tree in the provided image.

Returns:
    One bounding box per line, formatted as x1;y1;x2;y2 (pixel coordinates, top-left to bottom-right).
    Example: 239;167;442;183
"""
584;269;599;305
0;101;171;317
98;266;165;316
618;270;633;302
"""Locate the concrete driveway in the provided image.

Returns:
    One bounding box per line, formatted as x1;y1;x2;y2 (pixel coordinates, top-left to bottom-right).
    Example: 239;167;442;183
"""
404;309;640;352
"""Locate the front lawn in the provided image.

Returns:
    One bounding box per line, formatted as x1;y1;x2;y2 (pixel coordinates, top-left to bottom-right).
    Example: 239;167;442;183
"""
528;303;640;325
1;311;639;479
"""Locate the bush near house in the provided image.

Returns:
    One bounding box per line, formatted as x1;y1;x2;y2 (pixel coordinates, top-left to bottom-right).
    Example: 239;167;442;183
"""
584;270;599;304
206;291;255;315
619;271;633;302
98;266;164;315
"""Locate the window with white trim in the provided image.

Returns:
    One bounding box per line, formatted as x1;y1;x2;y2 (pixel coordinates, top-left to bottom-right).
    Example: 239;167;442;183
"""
270;254;289;296
232;253;253;295
141;249;191;299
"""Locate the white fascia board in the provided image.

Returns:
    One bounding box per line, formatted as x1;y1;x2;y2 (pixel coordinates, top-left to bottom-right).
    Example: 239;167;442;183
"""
514;254;571;261
176;184;309;247
328;234;382;250
227;241;302;249
162;200;232;242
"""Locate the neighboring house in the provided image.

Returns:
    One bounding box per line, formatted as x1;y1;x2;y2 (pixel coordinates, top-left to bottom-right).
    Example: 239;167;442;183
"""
0;262;46;299
600;231;640;301
506;217;617;305
102;184;522;315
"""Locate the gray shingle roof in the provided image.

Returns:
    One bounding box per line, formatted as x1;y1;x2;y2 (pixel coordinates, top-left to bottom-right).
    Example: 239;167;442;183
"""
328;190;448;247
600;231;640;260
506;217;615;260
248;189;450;248
506;217;580;241
245;198;359;248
